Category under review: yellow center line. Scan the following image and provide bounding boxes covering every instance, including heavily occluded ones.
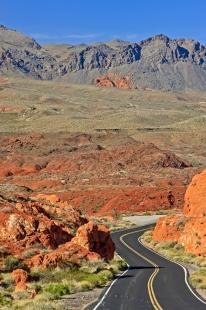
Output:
[120,230,163,310]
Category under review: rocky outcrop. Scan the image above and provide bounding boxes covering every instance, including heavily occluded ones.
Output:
[12,269,29,291]
[0,197,114,269]
[183,169,206,217]
[1,25,206,90]
[0,132,191,216]
[0,201,75,252]
[98,187,186,216]
[29,242,101,269]
[95,74,134,89]
[72,221,115,260]
[153,169,206,255]
[29,222,114,268]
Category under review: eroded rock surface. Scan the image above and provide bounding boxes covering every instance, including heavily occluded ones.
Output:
[153,169,206,255]
[1,25,206,90]
[12,269,29,292]
[0,132,192,216]
[0,197,114,268]
[95,74,134,89]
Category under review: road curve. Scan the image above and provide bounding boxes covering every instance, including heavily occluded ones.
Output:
[92,225,206,310]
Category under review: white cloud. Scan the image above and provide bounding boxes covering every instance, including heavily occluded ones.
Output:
[30,33,59,40]
[30,33,102,41]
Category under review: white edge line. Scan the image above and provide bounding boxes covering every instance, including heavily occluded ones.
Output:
[92,254,130,310]
[138,237,206,305]
[93,227,149,310]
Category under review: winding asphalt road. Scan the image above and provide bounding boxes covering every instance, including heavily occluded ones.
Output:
[92,225,206,310]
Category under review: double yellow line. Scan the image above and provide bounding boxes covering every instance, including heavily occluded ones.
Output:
[120,229,163,310]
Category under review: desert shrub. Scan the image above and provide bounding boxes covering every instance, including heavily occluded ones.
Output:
[142,230,153,243]
[45,283,70,299]
[0,292,12,307]
[173,243,184,251]
[22,248,39,259]
[3,256,26,272]
[70,227,77,236]
[96,270,113,285]
[108,257,127,274]
[77,280,94,291]
[12,299,58,310]
[80,259,106,273]
[155,241,177,251]
[189,268,206,289]
[175,217,187,229]
[192,256,206,267]
[0,246,9,258]
[13,290,30,300]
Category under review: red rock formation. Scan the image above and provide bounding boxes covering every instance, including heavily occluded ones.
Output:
[183,169,206,217]
[28,221,114,268]
[0,197,114,268]
[29,242,101,269]
[95,74,134,89]
[72,221,115,260]
[0,200,83,254]
[0,132,191,219]
[153,215,186,242]
[98,187,185,216]
[153,169,206,255]
[12,269,29,291]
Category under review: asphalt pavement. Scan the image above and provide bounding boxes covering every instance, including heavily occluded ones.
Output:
[91,225,206,310]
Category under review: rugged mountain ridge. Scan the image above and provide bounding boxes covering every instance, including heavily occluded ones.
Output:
[0,25,206,90]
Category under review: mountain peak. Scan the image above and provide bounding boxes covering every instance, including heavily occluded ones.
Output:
[0,25,206,91]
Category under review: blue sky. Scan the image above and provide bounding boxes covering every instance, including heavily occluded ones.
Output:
[1,0,206,45]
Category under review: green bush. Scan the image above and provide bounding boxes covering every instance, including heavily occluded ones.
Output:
[78,280,94,291]
[45,283,70,299]
[97,270,113,286]
[3,256,26,272]
[189,268,206,289]
[0,292,12,307]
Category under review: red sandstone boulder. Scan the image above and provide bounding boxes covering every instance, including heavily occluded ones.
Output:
[153,169,206,255]
[12,269,29,291]
[28,221,115,268]
[72,221,115,261]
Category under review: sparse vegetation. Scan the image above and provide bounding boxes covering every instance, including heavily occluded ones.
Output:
[3,256,26,272]
[0,292,13,307]
[0,78,206,170]
[0,255,126,309]
[142,230,198,264]
[189,268,206,289]
[142,230,206,294]
[91,216,135,231]
[45,283,71,299]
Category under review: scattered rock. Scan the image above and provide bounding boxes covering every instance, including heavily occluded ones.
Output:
[72,221,115,261]
[12,269,29,291]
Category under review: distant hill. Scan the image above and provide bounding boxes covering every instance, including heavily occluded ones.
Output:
[0,25,206,90]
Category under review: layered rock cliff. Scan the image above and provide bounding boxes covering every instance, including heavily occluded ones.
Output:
[1,25,206,90]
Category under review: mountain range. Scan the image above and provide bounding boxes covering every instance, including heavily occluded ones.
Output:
[1,24,206,90]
